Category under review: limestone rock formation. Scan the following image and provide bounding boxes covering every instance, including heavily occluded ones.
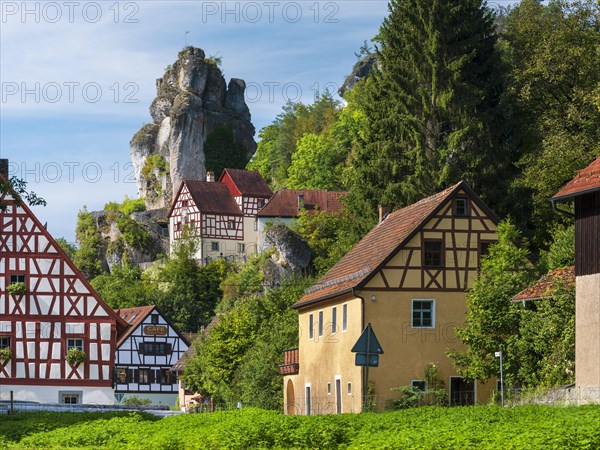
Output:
[266,224,313,273]
[131,47,256,210]
[339,53,377,97]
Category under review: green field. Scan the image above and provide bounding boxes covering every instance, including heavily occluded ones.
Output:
[1,405,599,449]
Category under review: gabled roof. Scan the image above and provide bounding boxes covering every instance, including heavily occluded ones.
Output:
[168,180,243,217]
[257,189,346,218]
[294,181,497,308]
[512,266,575,302]
[552,157,600,201]
[220,168,273,198]
[115,305,191,347]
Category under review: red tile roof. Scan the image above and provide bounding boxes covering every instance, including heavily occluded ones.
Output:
[116,305,156,346]
[184,180,243,215]
[553,157,600,201]
[294,181,492,308]
[512,266,575,302]
[257,189,346,218]
[221,168,273,198]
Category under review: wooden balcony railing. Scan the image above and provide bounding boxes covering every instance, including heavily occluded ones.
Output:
[278,347,299,375]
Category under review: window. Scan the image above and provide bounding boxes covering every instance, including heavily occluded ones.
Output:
[331,307,337,334]
[347,382,352,395]
[0,336,10,350]
[412,380,427,392]
[412,299,434,328]
[342,304,348,332]
[327,382,331,395]
[454,197,469,216]
[176,222,182,231]
[423,240,443,267]
[318,311,324,337]
[67,338,83,351]
[140,342,172,356]
[138,368,151,384]
[254,219,258,231]
[308,314,314,340]
[151,314,159,325]
[228,220,235,230]
[238,243,245,253]
[305,386,312,416]
[10,274,25,284]
[480,241,495,259]
[157,368,176,385]
[258,198,265,209]
[181,200,188,208]
[60,393,81,404]
[116,367,128,383]
[211,242,219,252]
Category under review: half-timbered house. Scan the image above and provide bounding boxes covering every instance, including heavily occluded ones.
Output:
[256,189,346,251]
[113,305,190,406]
[168,169,272,263]
[280,181,499,414]
[550,156,600,401]
[0,159,127,405]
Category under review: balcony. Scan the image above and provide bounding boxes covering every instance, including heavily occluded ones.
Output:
[278,348,299,375]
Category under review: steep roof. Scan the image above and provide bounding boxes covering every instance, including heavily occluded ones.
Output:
[257,189,346,218]
[552,157,600,201]
[220,168,273,198]
[116,305,191,347]
[183,180,242,216]
[512,266,575,302]
[294,181,496,308]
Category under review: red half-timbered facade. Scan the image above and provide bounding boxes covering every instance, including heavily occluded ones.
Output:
[0,164,126,405]
[168,169,273,263]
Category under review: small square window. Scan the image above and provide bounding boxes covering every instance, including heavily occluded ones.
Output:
[258,198,265,208]
[228,220,235,230]
[176,222,182,231]
[412,300,434,328]
[454,198,469,216]
[61,394,80,404]
[67,338,83,351]
[0,336,10,349]
[151,314,159,325]
[238,243,245,253]
[423,240,443,267]
[10,274,25,284]
[181,201,188,208]
[412,380,427,392]
[211,242,219,252]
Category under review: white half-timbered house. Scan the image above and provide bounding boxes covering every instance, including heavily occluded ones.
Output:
[169,169,272,263]
[0,160,127,405]
[113,305,190,406]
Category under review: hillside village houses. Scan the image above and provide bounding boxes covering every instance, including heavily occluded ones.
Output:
[280,181,500,414]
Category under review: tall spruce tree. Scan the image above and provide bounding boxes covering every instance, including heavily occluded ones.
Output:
[346,0,508,228]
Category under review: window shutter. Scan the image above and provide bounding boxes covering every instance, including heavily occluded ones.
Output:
[127,369,133,383]
[149,369,156,384]
[166,343,173,354]
[134,369,139,383]
[138,343,145,354]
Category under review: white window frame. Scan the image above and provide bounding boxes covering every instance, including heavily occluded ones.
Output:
[318,310,324,337]
[331,306,337,334]
[66,338,83,351]
[238,243,245,253]
[308,314,314,340]
[411,299,435,328]
[342,303,348,332]
[335,375,343,414]
[211,241,219,252]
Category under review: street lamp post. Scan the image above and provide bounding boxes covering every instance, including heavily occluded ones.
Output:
[495,351,504,406]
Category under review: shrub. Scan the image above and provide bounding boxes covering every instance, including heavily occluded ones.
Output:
[0,348,12,362]
[122,396,152,407]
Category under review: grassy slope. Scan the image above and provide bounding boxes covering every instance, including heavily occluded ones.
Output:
[1,406,599,449]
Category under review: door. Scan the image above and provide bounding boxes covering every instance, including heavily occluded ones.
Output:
[335,379,342,414]
[286,379,296,415]
[450,377,475,406]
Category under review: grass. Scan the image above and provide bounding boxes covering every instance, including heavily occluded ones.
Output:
[1,405,599,449]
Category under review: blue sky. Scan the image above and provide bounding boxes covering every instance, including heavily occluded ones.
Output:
[1,0,517,242]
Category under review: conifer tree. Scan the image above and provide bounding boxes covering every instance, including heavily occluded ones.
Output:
[346,0,508,226]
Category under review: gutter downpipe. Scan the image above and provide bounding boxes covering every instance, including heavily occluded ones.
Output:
[352,287,367,412]
[550,198,575,218]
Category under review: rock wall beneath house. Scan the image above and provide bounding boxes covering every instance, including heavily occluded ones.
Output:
[130,47,257,210]
[263,224,314,288]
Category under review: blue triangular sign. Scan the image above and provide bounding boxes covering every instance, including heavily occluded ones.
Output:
[351,323,383,354]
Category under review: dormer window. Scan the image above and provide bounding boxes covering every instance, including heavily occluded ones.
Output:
[454,197,469,216]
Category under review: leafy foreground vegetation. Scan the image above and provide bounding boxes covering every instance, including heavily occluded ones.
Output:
[2,406,599,449]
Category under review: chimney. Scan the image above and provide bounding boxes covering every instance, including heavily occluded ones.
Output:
[378,205,391,223]
[0,159,8,179]
[206,171,215,182]
[297,193,305,210]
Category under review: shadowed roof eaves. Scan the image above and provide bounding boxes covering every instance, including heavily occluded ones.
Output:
[512,266,575,302]
[552,157,600,201]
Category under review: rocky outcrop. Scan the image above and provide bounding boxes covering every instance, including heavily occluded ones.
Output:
[266,224,313,273]
[339,53,377,97]
[131,47,256,210]
[89,208,169,272]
